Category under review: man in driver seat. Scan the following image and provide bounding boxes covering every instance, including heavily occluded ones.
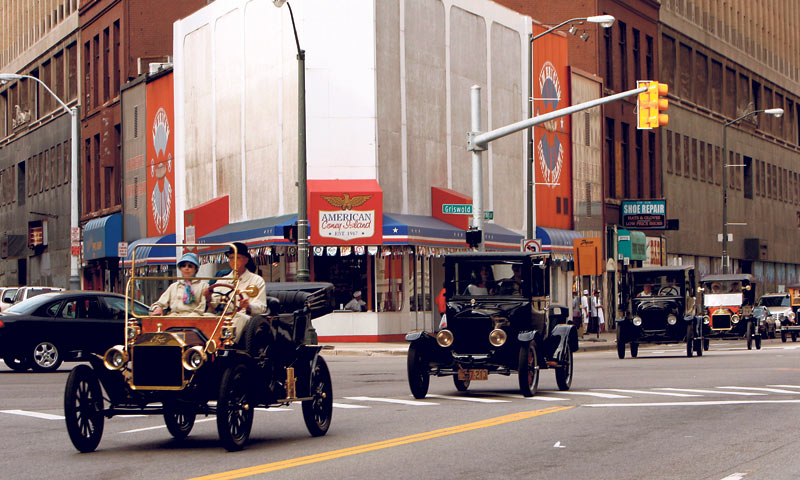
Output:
[498,264,523,294]
[203,242,267,342]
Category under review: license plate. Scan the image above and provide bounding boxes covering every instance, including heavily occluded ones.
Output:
[458,369,488,381]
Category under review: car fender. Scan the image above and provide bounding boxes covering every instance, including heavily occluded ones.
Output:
[551,324,579,357]
[405,331,429,342]
[517,331,537,343]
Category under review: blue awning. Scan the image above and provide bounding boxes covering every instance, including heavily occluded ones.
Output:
[383,213,521,250]
[536,226,582,252]
[124,233,176,266]
[198,214,297,254]
[83,213,122,260]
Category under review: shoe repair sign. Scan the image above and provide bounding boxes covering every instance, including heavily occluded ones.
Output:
[621,199,666,229]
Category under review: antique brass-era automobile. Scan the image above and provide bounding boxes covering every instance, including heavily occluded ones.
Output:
[405,252,578,398]
[775,284,800,342]
[698,274,760,349]
[616,265,703,358]
[63,244,335,452]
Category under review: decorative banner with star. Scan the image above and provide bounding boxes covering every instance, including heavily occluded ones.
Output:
[533,25,572,230]
[308,179,383,245]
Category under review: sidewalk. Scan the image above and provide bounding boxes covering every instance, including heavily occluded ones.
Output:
[324,330,617,357]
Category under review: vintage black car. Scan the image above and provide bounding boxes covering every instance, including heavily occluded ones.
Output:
[616,265,703,358]
[0,291,150,372]
[699,274,760,349]
[63,256,336,453]
[406,252,578,398]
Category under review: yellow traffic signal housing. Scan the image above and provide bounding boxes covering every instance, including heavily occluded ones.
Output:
[647,82,669,128]
[637,81,669,129]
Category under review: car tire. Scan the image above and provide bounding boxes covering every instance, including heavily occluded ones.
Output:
[64,364,104,453]
[302,356,333,437]
[616,326,626,359]
[164,402,196,440]
[755,334,762,350]
[216,364,254,451]
[781,330,787,342]
[555,343,573,391]
[686,325,694,358]
[518,342,539,397]
[3,354,30,372]
[31,340,62,372]
[793,332,798,343]
[703,338,710,351]
[630,342,639,358]
[407,343,430,399]
[241,317,271,358]
[746,323,753,350]
[453,375,470,392]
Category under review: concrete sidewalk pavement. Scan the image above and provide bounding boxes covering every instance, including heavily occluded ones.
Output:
[323,330,617,357]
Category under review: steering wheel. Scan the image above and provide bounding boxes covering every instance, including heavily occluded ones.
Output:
[658,286,679,297]
[208,283,241,313]
[498,280,520,295]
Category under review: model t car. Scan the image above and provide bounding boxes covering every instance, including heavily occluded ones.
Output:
[616,265,703,358]
[405,252,578,398]
[775,284,800,342]
[63,244,335,452]
[698,274,760,349]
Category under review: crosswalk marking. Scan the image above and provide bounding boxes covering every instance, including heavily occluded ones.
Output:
[595,389,701,397]
[493,393,568,401]
[655,388,766,396]
[427,394,511,403]
[585,399,800,408]
[767,384,800,389]
[0,409,64,420]
[332,403,370,409]
[344,396,438,406]
[718,386,800,394]
[719,473,747,480]
[557,391,631,399]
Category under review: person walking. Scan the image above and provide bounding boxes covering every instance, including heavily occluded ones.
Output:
[572,291,582,333]
[580,289,590,337]
[590,290,603,337]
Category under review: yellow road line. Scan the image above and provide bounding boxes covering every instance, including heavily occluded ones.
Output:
[189,405,573,480]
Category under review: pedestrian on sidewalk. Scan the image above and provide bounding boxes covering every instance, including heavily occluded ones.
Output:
[591,290,604,336]
[572,291,582,336]
[580,290,590,336]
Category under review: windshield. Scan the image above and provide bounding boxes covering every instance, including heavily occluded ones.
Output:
[3,293,61,313]
[757,295,790,307]
[632,272,684,297]
[701,280,744,294]
[450,260,527,297]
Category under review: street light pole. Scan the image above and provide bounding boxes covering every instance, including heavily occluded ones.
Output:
[526,15,615,241]
[721,107,783,274]
[273,0,309,281]
[0,73,80,290]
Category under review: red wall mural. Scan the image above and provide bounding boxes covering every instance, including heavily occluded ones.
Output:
[533,26,572,230]
[145,73,176,237]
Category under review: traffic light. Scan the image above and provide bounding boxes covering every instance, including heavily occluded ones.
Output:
[465,229,482,248]
[637,81,669,129]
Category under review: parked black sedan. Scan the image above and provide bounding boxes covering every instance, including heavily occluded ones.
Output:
[0,291,150,372]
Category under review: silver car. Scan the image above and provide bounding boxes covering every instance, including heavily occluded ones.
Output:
[756,293,793,339]
[0,287,19,311]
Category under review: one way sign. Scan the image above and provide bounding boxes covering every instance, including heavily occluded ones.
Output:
[522,239,541,253]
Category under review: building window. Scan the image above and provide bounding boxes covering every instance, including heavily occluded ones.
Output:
[41,60,52,114]
[83,41,91,108]
[606,117,615,198]
[694,52,708,107]
[92,34,100,109]
[666,130,673,174]
[755,159,761,196]
[622,122,630,198]
[54,50,64,102]
[683,135,690,178]
[699,141,705,182]
[618,21,628,91]
[63,139,71,185]
[66,42,77,101]
[313,256,371,311]
[649,131,657,197]
[632,28,640,81]
[103,27,110,103]
[113,20,121,97]
[563,197,569,215]
[17,162,25,205]
[556,196,561,214]
[715,146,721,185]
[584,112,590,146]
[604,23,613,90]
[635,129,643,196]
[707,143,713,184]
[744,156,753,199]
[645,35,654,79]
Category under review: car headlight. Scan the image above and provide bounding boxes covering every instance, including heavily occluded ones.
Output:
[667,314,677,325]
[103,345,128,370]
[488,328,507,347]
[731,314,740,324]
[126,321,141,340]
[436,329,454,347]
[182,346,206,371]
[632,316,642,327]
[703,315,710,325]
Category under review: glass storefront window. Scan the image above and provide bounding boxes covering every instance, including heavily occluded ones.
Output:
[313,255,370,310]
[377,253,403,312]
[410,253,431,312]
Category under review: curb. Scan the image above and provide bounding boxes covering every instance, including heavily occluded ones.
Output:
[325,338,617,357]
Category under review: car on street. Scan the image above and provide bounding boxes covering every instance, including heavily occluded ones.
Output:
[11,286,64,305]
[0,287,19,311]
[776,285,800,342]
[405,252,578,398]
[0,291,149,372]
[699,274,760,349]
[755,293,791,339]
[616,265,703,358]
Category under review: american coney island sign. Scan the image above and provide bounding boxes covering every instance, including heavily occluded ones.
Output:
[319,194,375,241]
[308,180,383,245]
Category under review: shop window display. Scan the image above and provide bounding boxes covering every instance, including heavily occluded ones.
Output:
[377,254,403,312]
[313,255,370,310]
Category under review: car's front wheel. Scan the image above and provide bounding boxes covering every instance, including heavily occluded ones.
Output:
[64,365,104,453]
[630,342,639,358]
[216,364,254,451]
[781,330,787,342]
[3,354,30,372]
[616,326,626,359]
[518,342,539,397]
[453,375,470,392]
[31,340,62,372]
[555,343,573,391]
[686,325,694,358]
[407,343,430,399]
[302,356,333,437]
[164,401,196,440]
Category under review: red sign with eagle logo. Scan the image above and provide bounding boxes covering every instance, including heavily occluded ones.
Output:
[308,179,383,245]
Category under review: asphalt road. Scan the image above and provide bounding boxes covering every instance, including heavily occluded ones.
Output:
[3,338,800,480]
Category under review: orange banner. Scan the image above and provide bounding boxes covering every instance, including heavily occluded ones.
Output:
[145,73,176,237]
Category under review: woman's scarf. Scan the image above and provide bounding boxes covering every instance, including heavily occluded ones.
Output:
[182,280,195,305]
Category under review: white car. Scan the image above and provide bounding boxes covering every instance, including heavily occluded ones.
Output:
[11,286,65,306]
[0,287,19,311]
[756,293,793,338]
